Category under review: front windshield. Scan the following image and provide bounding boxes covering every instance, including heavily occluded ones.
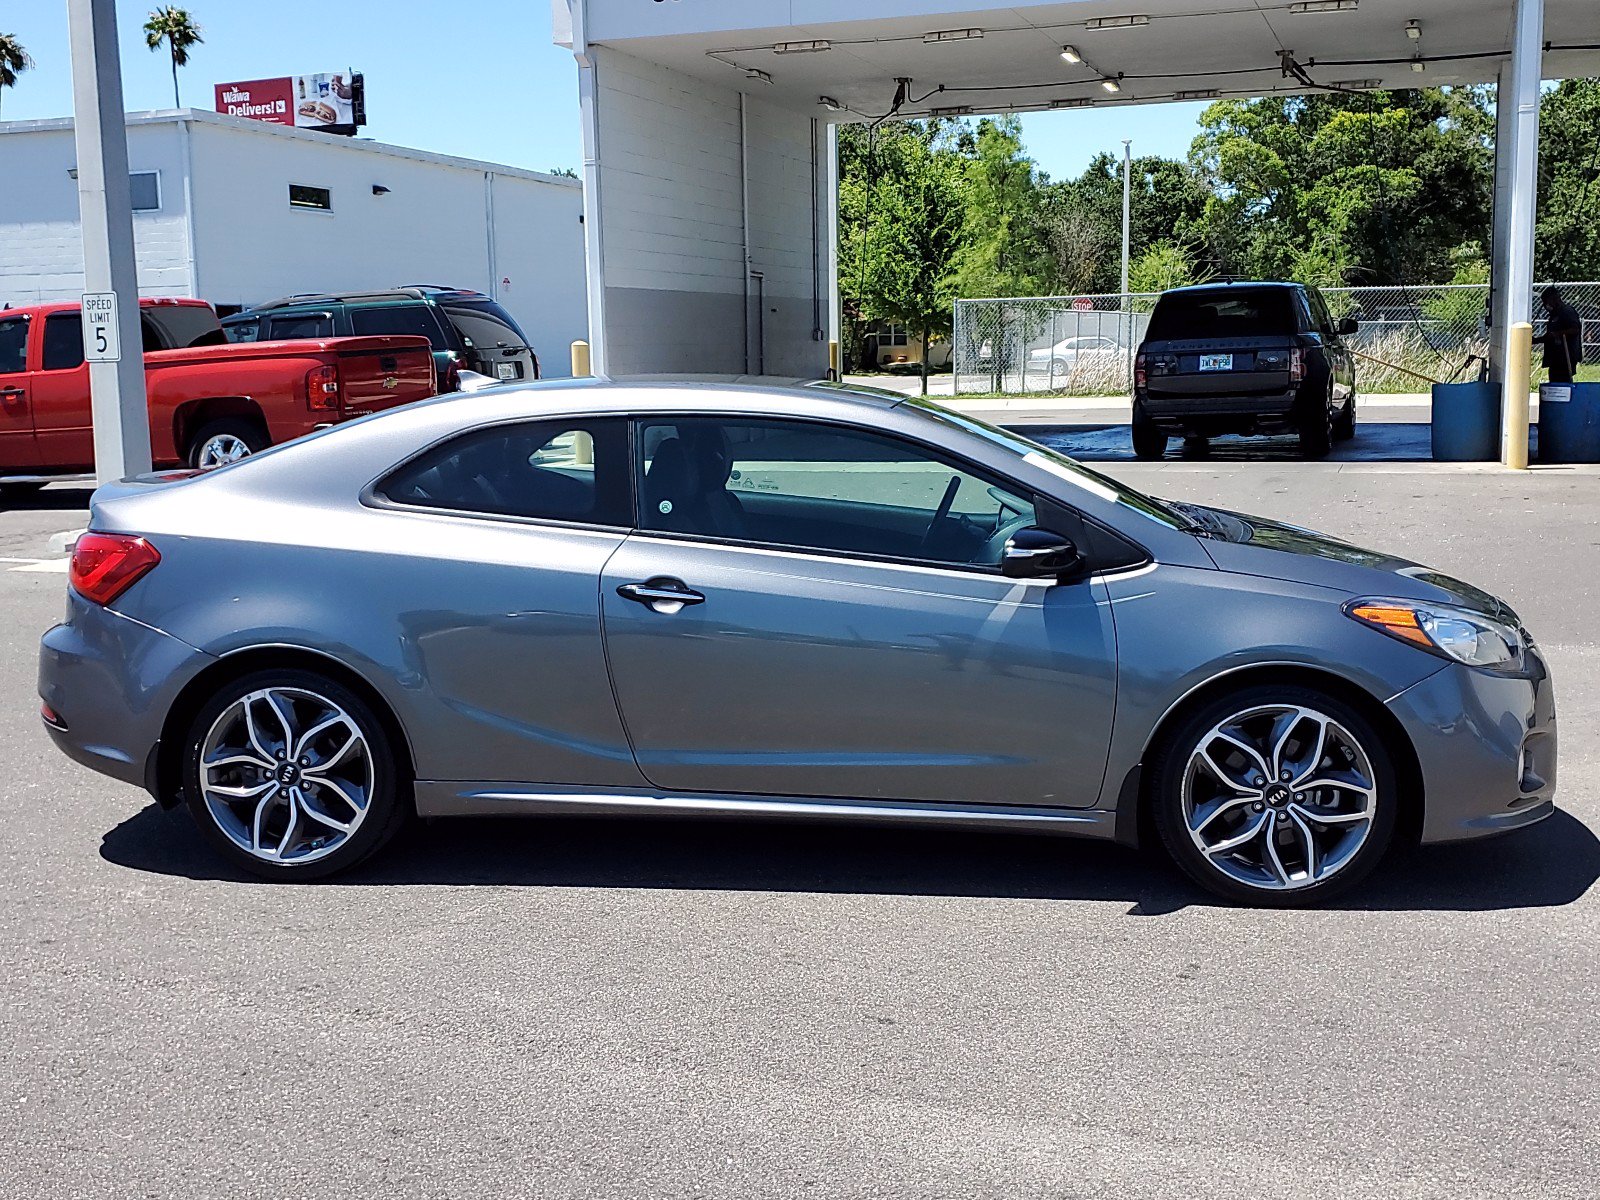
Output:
[901,397,1190,530]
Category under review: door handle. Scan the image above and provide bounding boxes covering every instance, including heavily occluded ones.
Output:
[0,387,24,401]
[617,578,705,612]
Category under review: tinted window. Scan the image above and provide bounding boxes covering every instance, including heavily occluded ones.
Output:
[224,319,261,344]
[267,313,335,340]
[440,299,530,350]
[42,314,85,371]
[143,303,226,349]
[1146,289,1297,339]
[382,419,629,526]
[349,305,449,350]
[289,184,332,210]
[0,318,27,374]
[638,418,1035,569]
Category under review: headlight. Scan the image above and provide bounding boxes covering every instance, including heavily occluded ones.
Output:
[1345,598,1521,668]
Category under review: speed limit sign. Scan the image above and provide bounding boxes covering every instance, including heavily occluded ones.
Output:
[82,292,121,362]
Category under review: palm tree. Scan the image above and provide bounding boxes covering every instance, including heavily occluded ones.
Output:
[0,33,34,121]
[143,7,203,109]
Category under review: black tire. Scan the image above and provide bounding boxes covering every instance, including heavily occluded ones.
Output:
[1149,683,1398,907]
[1297,387,1334,458]
[180,668,409,881]
[1131,402,1169,460]
[187,418,269,469]
[1332,391,1356,442]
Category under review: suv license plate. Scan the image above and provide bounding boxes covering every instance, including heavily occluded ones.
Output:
[496,362,519,380]
[1199,354,1233,372]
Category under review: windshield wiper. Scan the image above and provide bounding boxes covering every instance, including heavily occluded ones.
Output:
[1164,500,1223,538]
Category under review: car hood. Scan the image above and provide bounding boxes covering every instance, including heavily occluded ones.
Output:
[1180,503,1515,622]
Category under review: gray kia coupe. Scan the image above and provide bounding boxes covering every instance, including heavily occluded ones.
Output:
[39,380,1556,905]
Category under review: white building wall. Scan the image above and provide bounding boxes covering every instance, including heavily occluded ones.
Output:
[0,118,194,305]
[592,47,827,377]
[0,112,588,375]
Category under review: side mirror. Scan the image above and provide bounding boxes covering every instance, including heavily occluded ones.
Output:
[1002,527,1082,579]
[1337,317,1359,335]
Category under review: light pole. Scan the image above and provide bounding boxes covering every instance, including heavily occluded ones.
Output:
[1120,139,1132,299]
[68,0,151,485]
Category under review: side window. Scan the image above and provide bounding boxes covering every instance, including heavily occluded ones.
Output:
[42,314,86,371]
[0,318,31,374]
[267,313,335,340]
[349,305,450,351]
[380,418,630,526]
[637,418,1035,569]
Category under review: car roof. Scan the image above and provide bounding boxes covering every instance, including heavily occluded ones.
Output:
[1158,280,1305,297]
[239,287,491,314]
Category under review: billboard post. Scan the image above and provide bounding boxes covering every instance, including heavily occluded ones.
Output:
[67,0,152,486]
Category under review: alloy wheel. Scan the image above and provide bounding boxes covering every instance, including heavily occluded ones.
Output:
[197,433,253,468]
[198,687,375,866]
[1181,703,1377,893]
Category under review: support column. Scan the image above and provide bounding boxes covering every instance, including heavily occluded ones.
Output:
[67,0,151,484]
[825,122,841,379]
[570,0,609,377]
[1496,0,1544,466]
[1488,61,1516,380]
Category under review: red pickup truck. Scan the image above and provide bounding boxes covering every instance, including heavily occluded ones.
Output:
[0,298,435,488]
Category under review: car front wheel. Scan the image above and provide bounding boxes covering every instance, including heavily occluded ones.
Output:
[1150,684,1398,906]
[180,669,407,880]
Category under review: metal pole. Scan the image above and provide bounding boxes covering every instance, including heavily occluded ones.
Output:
[68,0,152,485]
[1498,0,1543,467]
[570,0,608,376]
[1487,61,1516,380]
[1120,139,1132,299]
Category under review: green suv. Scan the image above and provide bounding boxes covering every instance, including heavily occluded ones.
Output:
[221,286,540,391]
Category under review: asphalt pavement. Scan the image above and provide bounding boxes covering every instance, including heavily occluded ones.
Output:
[1,453,1596,1199]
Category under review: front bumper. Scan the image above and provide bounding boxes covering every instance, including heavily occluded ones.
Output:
[38,593,215,795]
[1386,643,1557,843]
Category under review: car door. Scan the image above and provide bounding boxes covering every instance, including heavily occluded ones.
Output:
[600,415,1119,808]
[0,313,41,471]
[29,310,94,471]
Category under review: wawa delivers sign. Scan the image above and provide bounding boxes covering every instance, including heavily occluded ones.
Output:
[214,73,365,133]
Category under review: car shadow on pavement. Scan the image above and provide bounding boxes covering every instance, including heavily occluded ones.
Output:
[99,803,1599,914]
[1,486,94,513]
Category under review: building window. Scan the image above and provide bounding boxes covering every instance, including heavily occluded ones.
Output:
[882,323,909,346]
[289,184,332,211]
[129,171,161,212]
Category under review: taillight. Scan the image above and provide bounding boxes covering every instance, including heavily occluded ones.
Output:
[1289,348,1306,383]
[69,533,160,606]
[306,363,342,411]
[1134,352,1147,390]
[443,358,461,393]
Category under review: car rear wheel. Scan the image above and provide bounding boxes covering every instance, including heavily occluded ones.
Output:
[1150,684,1398,906]
[1332,392,1356,442]
[188,419,268,469]
[180,669,408,880]
[1298,388,1334,458]
[1131,402,1168,460]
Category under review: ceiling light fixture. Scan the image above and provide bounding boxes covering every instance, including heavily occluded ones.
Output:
[1086,15,1150,30]
[1050,98,1094,109]
[1410,56,1426,72]
[773,39,830,54]
[818,96,845,111]
[1101,76,1123,93]
[1174,88,1220,100]
[1331,78,1383,89]
[1405,19,1422,40]
[929,104,973,116]
[1060,45,1082,63]
[924,28,984,42]
[1288,0,1358,11]
[744,67,774,84]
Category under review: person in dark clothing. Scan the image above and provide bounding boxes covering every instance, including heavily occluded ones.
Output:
[1533,286,1584,384]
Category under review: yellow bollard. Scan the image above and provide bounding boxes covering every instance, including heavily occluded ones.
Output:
[1502,322,1532,469]
[570,340,591,379]
[829,340,839,382]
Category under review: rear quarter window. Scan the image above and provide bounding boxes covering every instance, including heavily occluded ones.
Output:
[267,313,335,340]
[223,319,261,344]
[349,304,450,350]
[1146,290,1298,340]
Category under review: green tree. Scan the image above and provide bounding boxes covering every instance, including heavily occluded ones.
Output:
[0,32,33,120]
[1535,78,1600,279]
[144,7,203,108]
[1128,240,1210,294]
[952,116,1051,298]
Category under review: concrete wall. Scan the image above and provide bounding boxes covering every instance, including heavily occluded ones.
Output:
[592,47,827,377]
[1,112,588,375]
[0,118,194,305]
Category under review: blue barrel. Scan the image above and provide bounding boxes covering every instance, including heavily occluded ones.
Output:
[1432,382,1501,461]
[1538,382,1600,463]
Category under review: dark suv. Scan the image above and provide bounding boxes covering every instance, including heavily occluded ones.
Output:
[1132,281,1357,459]
[221,286,540,392]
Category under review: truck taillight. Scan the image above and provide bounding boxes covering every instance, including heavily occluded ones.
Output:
[306,363,342,411]
[70,533,160,606]
[1289,348,1306,383]
[1134,352,1147,390]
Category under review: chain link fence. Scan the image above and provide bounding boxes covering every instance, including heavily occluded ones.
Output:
[952,283,1600,397]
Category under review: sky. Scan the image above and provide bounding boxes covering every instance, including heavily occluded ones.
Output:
[0,1,1206,180]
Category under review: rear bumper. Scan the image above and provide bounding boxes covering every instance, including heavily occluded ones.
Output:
[38,594,215,795]
[1387,648,1557,844]
[1139,386,1302,430]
